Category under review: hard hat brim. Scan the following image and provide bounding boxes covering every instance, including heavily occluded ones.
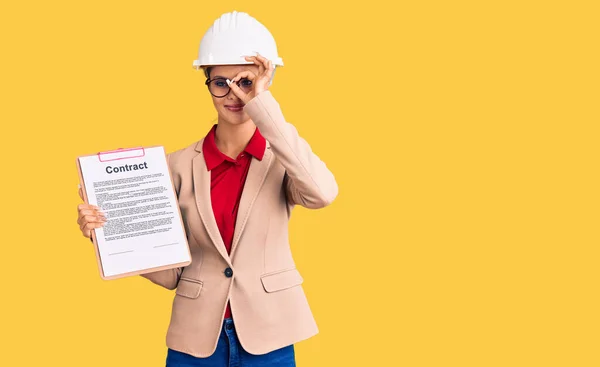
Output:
[192,57,284,70]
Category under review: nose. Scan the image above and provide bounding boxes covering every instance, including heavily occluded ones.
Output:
[226,88,242,102]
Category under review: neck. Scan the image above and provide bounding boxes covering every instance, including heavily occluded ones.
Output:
[214,119,256,159]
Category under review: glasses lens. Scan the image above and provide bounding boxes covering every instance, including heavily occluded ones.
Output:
[238,78,253,92]
[208,78,229,97]
[207,78,253,97]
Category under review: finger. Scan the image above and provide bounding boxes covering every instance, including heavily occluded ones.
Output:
[78,208,105,222]
[78,208,103,217]
[82,222,105,238]
[78,213,107,226]
[244,56,265,75]
[254,53,271,72]
[78,185,84,200]
[80,217,97,232]
[78,203,101,211]
[251,54,273,85]
[227,79,249,102]
[79,211,107,225]
[81,221,105,236]
[230,70,257,83]
[81,219,106,231]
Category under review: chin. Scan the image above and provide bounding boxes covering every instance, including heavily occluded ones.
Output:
[221,111,251,125]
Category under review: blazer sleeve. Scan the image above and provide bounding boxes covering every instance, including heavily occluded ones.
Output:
[243,91,339,209]
[139,152,184,290]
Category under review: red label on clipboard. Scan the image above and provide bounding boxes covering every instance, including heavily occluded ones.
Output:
[97,147,146,162]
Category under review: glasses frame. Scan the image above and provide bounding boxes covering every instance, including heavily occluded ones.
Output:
[204,77,252,98]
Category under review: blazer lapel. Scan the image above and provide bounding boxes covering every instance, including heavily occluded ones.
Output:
[230,143,273,258]
[192,141,231,265]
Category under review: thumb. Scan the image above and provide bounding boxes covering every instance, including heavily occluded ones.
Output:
[227,79,249,103]
[78,184,84,201]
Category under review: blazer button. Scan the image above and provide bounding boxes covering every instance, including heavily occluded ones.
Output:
[224,267,233,278]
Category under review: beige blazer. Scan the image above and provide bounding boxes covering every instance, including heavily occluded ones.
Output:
[141,91,338,357]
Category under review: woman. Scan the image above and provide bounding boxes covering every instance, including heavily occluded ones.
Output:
[76,11,338,367]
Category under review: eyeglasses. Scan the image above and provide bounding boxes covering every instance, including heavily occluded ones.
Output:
[205,77,253,98]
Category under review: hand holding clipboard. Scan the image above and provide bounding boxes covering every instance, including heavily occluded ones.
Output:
[76,146,191,280]
[77,184,106,243]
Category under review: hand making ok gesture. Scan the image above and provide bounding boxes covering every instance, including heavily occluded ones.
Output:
[227,53,275,104]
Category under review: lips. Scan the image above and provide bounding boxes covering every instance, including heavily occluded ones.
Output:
[225,104,244,112]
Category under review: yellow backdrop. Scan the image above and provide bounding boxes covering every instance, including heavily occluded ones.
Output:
[0,1,598,366]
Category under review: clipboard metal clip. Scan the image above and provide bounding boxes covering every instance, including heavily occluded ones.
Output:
[97,147,146,162]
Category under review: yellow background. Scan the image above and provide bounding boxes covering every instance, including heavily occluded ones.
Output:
[1,1,598,366]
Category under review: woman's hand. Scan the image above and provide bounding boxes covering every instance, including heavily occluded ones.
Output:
[227,53,275,104]
[77,185,106,240]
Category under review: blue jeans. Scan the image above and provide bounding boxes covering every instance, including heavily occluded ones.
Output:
[166,318,296,367]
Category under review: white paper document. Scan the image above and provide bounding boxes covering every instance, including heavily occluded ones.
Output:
[78,146,190,278]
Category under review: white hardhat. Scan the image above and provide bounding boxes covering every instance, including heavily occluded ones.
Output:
[193,11,283,69]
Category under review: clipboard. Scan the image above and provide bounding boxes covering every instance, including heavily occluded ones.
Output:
[76,146,191,280]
